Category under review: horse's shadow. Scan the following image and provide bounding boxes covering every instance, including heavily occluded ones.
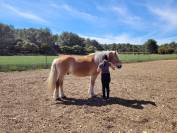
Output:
[56,96,156,109]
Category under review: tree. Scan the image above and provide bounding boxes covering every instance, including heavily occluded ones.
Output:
[40,43,52,54]
[83,38,103,51]
[58,32,84,47]
[0,23,16,55]
[85,45,95,53]
[72,45,86,54]
[90,40,103,50]
[59,45,73,54]
[144,39,158,54]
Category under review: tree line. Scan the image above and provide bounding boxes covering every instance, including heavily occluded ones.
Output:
[0,23,177,55]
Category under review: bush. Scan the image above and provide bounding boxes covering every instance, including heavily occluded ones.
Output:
[174,49,177,54]
[72,45,86,54]
[158,47,166,54]
[59,45,73,54]
[59,45,87,55]
[158,46,175,54]
[85,46,95,53]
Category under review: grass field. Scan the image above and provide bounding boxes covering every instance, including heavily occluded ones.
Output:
[0,56,57,65]
[0,54,176,71]
[119,54,177,63]
[0,56,58,71]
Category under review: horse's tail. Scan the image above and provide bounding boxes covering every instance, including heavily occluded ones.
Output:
[48,59,58,94]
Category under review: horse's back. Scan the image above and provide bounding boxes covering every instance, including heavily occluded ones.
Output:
[56,54,94,63]
[54,54,97,76]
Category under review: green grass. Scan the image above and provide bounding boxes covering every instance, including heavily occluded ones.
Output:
[119,54,177,63]
[0,54,176,71]
[0,56,57,65]
[0,56,58,71]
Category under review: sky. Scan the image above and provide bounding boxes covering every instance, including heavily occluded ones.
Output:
[0,0,177,44]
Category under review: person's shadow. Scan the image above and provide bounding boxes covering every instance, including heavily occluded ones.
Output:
[56,96,156,109]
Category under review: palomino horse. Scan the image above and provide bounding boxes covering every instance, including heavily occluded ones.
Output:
[48,51,122,100]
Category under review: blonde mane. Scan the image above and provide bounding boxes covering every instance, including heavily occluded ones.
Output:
[94,51,113,65]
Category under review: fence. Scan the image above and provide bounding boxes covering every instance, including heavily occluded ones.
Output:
[0,54,177,72]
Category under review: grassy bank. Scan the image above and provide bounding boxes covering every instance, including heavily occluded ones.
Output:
[0,54,176,71]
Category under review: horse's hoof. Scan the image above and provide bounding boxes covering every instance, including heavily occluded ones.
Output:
[55,97,61,101]
[89,95,96,98]
[92,95,97,98]
[61,96,67,99]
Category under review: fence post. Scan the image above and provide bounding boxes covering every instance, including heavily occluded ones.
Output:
[45,55,48,68]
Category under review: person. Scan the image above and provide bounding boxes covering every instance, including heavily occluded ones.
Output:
[97,54,115,100]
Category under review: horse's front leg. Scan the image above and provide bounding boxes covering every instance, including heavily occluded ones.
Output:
[88,75,98,98]
[54,77,66,100]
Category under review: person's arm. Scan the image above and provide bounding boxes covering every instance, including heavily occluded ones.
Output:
[97,63,102,72]
[109,62,115,70]
[97,66,101,72]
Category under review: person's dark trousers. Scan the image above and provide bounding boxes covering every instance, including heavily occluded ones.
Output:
[101,73,111,99]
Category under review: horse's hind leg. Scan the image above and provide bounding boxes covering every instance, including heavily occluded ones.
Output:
[53,80,60,100]
[59,78,66,98]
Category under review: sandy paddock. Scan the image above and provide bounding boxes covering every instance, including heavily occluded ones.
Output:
[0,60,177,133]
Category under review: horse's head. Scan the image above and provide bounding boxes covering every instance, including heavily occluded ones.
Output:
[108,51,122,69]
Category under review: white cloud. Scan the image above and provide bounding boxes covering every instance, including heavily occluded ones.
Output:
[144,1,177,32]
[3,3,47,23]
[81,33,177,45]
[112,6,141,23]
[97,4,143,29]
[60,4,98,22]
[157,36,177,44]
[50,3,60,9]
[80,34,143,44]
[149,7,177,27]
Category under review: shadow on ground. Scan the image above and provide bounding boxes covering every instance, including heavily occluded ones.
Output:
[55,96,156,109]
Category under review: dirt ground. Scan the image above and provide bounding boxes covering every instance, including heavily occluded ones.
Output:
[1,60,177,133]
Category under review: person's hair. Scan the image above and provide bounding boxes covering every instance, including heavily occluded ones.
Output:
[103,54,108,60]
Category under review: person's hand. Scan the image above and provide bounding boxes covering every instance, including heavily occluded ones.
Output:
[97,67,101,72]
[110,63,115,70]
[111,66,115,70]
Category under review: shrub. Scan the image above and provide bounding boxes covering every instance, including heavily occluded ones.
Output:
[158,46,175,54]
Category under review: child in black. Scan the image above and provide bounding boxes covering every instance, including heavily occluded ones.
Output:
[97,55,115,99]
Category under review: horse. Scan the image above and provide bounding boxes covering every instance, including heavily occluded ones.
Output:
[48,51,122,100]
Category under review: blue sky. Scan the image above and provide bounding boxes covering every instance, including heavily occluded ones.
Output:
[0,0,177,44]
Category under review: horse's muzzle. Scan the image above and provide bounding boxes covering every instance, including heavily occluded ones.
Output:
[117,64,122,69]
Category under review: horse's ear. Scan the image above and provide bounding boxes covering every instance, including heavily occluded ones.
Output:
[114,50,117,55]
